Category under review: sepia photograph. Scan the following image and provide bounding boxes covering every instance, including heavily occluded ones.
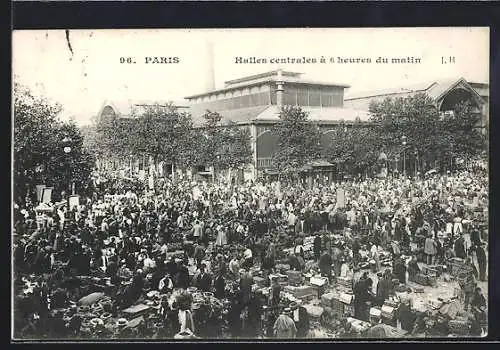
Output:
[12,27,489,340]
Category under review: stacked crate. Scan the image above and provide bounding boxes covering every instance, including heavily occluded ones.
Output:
[369,307,382,325]
[336,276,353,293]
[381,304,397,326]
[324,293,355,318]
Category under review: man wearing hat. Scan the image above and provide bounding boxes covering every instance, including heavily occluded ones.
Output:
[273,307,297,338]
[194,263,212,292]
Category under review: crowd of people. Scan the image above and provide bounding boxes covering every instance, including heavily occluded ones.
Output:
[13,165,488,339]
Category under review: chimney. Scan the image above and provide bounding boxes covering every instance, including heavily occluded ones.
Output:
[276,69,284,107]
[205,41,215,92]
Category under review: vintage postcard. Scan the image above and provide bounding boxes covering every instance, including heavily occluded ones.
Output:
[12,28,489,340]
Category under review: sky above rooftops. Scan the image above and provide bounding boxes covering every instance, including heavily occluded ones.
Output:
[13,28,488,126]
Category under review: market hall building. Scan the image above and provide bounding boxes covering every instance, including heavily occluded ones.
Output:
[184,70,371,181]
[343,78,489,133]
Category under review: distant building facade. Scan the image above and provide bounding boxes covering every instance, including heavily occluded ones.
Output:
[94,73,487,181]
[344,78,489,132]
[184,70,371,180]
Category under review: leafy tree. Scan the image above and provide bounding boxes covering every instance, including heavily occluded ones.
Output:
[196,110,223,171]
[13,82,95,203]
[195,111,252,179]
[327,126,383,175]
[130,103,194,168]
[443,100,487,159]
[93,112,135,162]
[369,92,487,172]
[221,126,253,170]
[271,105,322,175]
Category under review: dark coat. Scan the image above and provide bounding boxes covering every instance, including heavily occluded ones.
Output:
[319,253,332,277]
[376,278,392,302]
[393,259,407,284]
[454,238,466,259]
[176,266,190,289]
[476,246,487,266]
[295,306,310,338]
[195,272,212,292]
[313,236,322,257]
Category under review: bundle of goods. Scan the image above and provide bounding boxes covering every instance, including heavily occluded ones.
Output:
[346,317,372,333]
[303,304,325,323]
[369,307,382,325]
[448,317,471,336]
[284,285,315,300]
[286,270,303,285]
[410,273,437,287]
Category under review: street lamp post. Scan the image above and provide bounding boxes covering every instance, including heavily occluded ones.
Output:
[414,149,418,178]
[129,154,134,177]
[450,143,454,173]
[62,136,73,196]
[401,135,407,178]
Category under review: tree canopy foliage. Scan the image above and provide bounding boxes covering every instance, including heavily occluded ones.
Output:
[326,126,383,175]
[271,105,322,174]
[88,107,253,174]
[196,111,253,171]
[13,82,95,203]
[369,92,487,171]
